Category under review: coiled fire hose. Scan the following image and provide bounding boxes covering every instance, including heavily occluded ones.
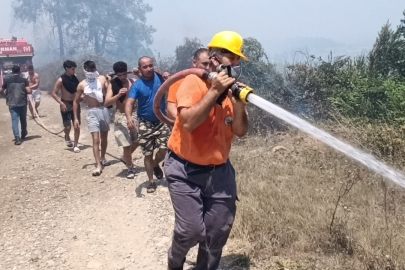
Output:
[153,68,254,126]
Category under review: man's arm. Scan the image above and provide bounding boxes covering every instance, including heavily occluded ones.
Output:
[30,74,40,89]
[52,78,64,105]
[230,93,248,137]
[178,71,235,133]
[167,102,177,120]
[73,84,83,128]
[25,79,32,94]
[125,98,137,129]
[0,84,5,94]
[104,81,127,106]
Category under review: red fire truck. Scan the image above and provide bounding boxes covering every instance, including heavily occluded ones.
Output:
[0,37,34,85]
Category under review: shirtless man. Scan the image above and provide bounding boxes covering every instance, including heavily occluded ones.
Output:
[52,60,81,152]
[27,65,41,118]
[105,61,139,179]
[74,60,110,176]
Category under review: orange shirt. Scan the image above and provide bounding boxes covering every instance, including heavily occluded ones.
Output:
[168,74,235,166]
[167,79,184,103]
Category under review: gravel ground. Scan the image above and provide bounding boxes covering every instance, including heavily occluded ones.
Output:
[0,92,250,270]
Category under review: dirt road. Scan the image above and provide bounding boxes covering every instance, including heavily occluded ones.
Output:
[0,93,243,270]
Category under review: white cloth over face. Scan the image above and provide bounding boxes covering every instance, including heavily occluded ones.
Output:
[84,71,104,103]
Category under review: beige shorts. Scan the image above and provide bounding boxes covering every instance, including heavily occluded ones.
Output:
[114,111,138,147]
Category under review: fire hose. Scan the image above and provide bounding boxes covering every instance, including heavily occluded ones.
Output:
[153,67,254,126]
[27,94,65,135]
[153,68,405,189]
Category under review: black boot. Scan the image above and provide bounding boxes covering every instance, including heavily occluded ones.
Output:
[21,130,28,140]
[15,137,22,145]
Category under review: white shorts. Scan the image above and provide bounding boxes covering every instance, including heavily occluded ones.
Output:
[28,90,41,103]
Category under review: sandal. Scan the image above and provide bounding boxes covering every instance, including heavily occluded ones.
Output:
[153,166,164,179]
[101,160,111,167]
[147,182,157,193]
[92,168,102,177]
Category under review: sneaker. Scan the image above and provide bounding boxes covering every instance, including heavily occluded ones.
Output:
[15,137,22,145]
[73,147,80,153]
[126,168,136,179]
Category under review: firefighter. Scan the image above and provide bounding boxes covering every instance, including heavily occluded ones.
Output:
[164,31,249,270]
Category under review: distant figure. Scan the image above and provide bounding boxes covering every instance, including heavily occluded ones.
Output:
[167,48,210,119]
[105,61,140,179]
[0,65,32,145]
[27,65,41,118]
[51,60,81,152]
[74,60,111,176]
[125,57,170,193]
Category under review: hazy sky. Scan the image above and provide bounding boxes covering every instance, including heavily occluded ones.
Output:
[1,0,404,61]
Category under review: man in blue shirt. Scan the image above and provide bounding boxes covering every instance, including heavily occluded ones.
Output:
[125,56,170,193]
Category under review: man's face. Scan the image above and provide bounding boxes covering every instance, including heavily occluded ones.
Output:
[116,72,127,82]
[220,52,240,67]
[193,52,210,70]
[139,58,154,79]
[28,67,34,75]
[65,67,76,76]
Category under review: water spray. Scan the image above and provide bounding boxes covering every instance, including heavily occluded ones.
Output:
[153,68,405,189]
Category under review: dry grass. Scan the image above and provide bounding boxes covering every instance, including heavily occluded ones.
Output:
[230,129,405,270]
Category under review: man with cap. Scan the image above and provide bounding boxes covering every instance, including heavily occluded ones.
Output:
[164,31,249,270]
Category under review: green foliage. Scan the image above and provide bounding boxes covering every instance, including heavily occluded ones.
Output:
[173,38,204,72]
[369,23,405,78]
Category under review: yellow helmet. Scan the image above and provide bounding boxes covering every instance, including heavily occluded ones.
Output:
[207,31,249,61]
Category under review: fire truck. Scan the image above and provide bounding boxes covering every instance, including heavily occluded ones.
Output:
[0,37,34,85]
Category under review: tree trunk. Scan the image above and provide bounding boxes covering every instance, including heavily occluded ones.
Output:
[55,0,65,56]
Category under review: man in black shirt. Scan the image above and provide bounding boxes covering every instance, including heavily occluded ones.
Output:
[0,65,32,145]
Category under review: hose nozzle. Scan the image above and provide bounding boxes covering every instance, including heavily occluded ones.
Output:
[231,84,254,104]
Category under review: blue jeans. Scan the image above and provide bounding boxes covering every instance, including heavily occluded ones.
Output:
[9,106,27,139]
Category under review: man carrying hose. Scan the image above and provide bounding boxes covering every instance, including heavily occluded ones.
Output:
[105,61,139,179]
[0,65,32,145]
[125,57,170,193]
[52,60,81,152]
[26,65,41,118]
[74,61,111,176]
[164,31,249,270]
[166,48,210,119]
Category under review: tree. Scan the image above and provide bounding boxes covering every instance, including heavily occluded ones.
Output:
[173,38,204,72]
[12,0,155,62]
[369,22,405,78]
[12,0,81,56]
[75,0,155,63]
[240,38,284,98]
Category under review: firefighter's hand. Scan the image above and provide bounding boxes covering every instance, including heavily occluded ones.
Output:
[127,117,136,130]
[210,71,235,95]
[228,89,246,109]
[74,119,80,129]
[118,88,128,96]
[60,103,67,112]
